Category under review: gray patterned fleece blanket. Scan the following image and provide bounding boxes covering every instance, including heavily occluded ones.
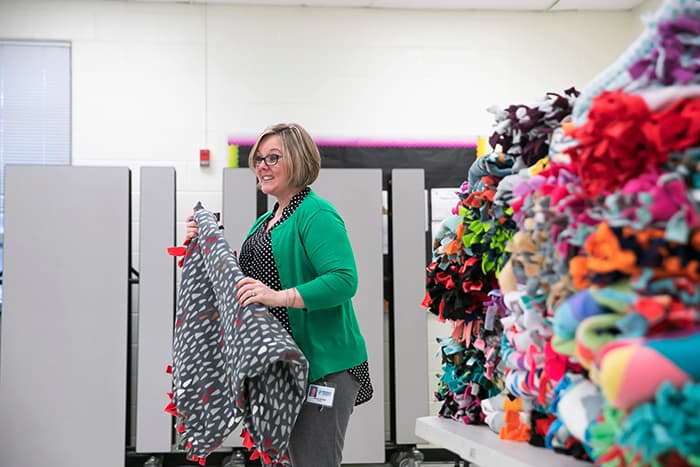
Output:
[165,202,308,465]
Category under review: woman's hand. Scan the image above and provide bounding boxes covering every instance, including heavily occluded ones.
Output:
[236,277,285,308]
[185,215,198,241]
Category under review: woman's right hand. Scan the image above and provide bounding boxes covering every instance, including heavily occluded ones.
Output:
[185,215,199,241]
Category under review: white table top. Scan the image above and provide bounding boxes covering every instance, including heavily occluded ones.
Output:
[415,416,591,467]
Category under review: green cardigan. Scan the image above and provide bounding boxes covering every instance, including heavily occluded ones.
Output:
[245,189,368,382]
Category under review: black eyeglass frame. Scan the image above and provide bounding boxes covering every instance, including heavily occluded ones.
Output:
[253,153,282,167]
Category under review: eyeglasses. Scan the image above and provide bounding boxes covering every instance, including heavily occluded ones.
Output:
[253,153,282,167]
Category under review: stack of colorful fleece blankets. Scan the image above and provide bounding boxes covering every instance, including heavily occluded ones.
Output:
[425,1,700,465]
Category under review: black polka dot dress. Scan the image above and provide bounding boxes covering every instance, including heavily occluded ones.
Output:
[239,187,373,406]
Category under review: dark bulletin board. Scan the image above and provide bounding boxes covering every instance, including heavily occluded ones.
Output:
[238,144,475,191]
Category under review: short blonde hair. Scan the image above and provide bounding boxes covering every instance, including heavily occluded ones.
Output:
[248,123,321,189]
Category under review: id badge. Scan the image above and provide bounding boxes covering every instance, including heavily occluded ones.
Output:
[306,383,336,407]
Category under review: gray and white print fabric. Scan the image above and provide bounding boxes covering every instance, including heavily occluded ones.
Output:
[168,202,308,465]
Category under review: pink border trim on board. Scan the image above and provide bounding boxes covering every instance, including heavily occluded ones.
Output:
[228,137,477,148]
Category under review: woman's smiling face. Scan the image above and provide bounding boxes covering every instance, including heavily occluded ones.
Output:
[255,134,294,200]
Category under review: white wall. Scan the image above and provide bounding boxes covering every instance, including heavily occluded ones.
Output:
[0,1,646,242]
[634,0,663,17]
[0,0,656,449]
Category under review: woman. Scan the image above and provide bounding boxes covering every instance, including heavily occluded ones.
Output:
[186,123,372,466]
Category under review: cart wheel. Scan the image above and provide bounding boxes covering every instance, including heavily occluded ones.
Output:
[389,449,411,467]
[143,456,163,467]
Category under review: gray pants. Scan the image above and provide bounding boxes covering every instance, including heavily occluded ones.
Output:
[270,370,360,467]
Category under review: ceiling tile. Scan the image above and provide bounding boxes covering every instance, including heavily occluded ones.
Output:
[133,0,648,10]
[371,0,554,9]
[550,0,645,10]
[190,0,372,5]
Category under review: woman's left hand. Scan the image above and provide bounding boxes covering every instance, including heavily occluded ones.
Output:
[235,277,279,308]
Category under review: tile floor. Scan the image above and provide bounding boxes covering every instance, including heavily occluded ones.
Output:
[131,451,463,467]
